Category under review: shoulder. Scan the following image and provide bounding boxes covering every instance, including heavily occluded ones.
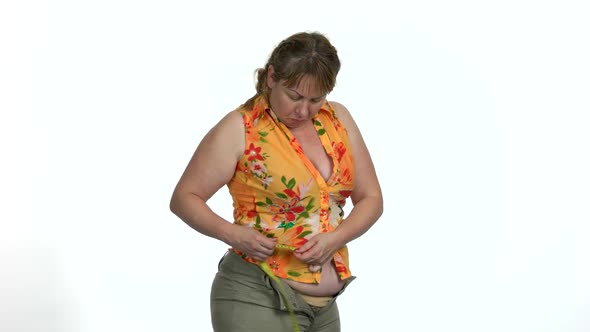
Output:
[209,108,245,139]
[219,107,245,128]
[204,108,245,160]
[326,100,355,130]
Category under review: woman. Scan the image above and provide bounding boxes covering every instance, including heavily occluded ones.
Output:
[170,31,383,332]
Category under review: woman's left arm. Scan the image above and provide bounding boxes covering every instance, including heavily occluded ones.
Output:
[294,101,383,265]
[330,101,384,244]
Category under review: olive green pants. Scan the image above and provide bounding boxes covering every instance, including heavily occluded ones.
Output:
[210,251,354,332]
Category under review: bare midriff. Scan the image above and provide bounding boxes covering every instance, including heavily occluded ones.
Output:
[283,259,346,297]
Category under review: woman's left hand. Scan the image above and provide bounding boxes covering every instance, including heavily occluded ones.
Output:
[293,232,341,271]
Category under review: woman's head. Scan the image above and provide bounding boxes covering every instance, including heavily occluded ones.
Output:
[244,32,341,110]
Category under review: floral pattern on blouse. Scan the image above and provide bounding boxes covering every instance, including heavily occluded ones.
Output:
[228,96,355,283]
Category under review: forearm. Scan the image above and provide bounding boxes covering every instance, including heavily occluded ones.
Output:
[333,195,383,247]
[170,192,235,245]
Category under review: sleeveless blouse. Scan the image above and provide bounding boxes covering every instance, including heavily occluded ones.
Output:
[228,96,355,283]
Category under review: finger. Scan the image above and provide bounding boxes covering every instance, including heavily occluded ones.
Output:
[295,240,315,254]
[253,246,272,260]
[309,264,322,272]
[293,249,316,263]
[260,236,277,249]
[258,243,274,255]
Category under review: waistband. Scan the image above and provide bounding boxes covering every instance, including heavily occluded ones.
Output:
[216,251,355,316]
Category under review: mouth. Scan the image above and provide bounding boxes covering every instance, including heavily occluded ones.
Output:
[291,118,310,123]
[289,119,309,126]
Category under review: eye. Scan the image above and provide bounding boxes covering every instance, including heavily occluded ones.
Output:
[289,93,302,101]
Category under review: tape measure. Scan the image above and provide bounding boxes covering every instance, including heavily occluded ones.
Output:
[260,244,300,332]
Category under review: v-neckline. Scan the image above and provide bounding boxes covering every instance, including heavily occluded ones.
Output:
[266,108,337,187]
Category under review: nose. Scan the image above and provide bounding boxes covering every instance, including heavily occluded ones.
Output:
[295,101,311,119]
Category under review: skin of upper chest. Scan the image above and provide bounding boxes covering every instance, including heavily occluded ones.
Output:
[290,123,334,182]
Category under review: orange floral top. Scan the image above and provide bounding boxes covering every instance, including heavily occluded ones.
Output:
[228,96,355,283]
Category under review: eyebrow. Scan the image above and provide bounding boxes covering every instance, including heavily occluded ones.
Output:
[287,88,325,100]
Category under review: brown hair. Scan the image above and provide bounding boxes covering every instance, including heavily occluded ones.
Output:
[243,32,341,109]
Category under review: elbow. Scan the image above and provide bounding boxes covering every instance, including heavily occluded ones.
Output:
[169,191,181,216]
[169,190,206,217]
[375,194,384,218]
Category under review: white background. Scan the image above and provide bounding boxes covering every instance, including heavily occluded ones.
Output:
[1,0,589,331]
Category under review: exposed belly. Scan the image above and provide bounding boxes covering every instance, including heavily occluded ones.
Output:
[283,259,346,296]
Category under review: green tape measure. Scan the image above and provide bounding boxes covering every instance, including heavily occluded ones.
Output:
[260,244,300,332]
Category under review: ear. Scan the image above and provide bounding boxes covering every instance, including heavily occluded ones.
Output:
[266,65,276,89]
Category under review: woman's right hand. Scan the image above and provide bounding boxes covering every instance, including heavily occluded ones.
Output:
[228,224,277,262]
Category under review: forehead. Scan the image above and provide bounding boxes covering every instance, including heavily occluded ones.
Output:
[285,75,325,97]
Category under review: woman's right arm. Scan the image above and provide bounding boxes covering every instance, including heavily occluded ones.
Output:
[169,110,277,260]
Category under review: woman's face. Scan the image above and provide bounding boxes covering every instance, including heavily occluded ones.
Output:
[267,69,326,129]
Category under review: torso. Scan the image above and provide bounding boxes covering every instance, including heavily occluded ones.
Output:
[230,99,355,291]
[284,260,346,296]
[284,121,346,296]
